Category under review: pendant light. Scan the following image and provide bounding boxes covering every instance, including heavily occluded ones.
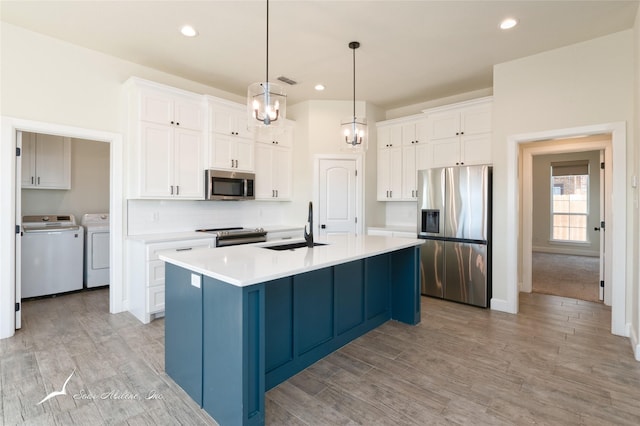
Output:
[247,0,286,128]
[341,41,367,149]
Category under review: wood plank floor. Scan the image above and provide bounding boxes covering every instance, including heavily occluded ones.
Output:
[1,289,639,425]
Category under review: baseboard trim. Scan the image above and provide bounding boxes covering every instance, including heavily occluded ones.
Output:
[532,246,599,257]
[629,323,640,361]
[490,297,516,314]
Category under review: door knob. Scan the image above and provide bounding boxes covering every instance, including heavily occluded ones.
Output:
[321,224,326,229]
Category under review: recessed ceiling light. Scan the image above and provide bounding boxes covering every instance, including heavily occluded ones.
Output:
[314,84,325,91]
[500,18,518,30]
[180,25,198,37]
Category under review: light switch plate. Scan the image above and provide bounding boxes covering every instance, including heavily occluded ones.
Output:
[191,273,201,288]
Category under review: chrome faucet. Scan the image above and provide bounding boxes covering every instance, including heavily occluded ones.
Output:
[304,201,314,247]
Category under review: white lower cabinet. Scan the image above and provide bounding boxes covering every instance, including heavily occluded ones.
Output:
[266,228,304,242]
[367,228,417,238]
[128,237,214,324]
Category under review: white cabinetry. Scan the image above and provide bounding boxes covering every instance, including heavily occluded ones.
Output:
[21,132,71,189]
[128,237,214,324]
[127,78,206,199]
[254,123,293,200]
[425,97,492,167]
[377,115,427,201]
[207,99,254,172]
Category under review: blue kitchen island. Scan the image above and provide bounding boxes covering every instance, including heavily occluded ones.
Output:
[159,235,423,426]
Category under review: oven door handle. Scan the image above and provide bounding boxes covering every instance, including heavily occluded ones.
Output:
[216,236,267,247]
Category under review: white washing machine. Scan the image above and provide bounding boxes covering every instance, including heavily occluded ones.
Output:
[21,215,84,298]
[81,213,110,288]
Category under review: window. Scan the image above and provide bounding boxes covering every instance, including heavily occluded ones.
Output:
[550,161,589,242]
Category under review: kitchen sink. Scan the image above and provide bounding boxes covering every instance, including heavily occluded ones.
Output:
[262,242,327,251]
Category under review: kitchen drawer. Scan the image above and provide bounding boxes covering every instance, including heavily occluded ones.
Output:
[148,284,165,313]
[148,259,165,286]
[147,239,212,260]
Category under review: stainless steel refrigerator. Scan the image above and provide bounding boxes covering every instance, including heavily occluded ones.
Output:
[417,165,492,308]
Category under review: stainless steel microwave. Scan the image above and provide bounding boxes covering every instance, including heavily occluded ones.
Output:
[205,169,255,201]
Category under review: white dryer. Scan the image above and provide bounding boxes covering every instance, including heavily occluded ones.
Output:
[82,213,110,288]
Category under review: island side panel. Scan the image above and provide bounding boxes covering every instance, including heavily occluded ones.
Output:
[335,259,365,335]
[202,277,265,426]
[391,246,421,325]
[264,257,393,390]
[165,264,203,406]
[264,277,294,373]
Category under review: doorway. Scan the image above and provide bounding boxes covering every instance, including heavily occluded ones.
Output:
[0,116,124,340]
[506,122,625,336]
[16,131,111,328]
[528,147,604,303]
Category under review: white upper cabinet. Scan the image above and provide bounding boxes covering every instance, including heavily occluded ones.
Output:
[207,98,254,172]
[21,132,71,190]
[126,77,206,199]
[254,122,294,201]
[377,115,428,201]
[425,97,492,167]
[140,87,204,131]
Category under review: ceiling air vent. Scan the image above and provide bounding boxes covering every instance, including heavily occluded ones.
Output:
[277,76,297,86]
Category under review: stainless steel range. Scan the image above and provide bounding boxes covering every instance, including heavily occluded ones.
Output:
[196,227,267,247]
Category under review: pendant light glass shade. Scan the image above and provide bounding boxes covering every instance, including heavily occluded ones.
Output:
[342,41,366,149]
[341,116,367,146]
[248,0,286,129]
[248,82,286,127]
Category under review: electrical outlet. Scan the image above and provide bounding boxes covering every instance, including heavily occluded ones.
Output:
[191,273,201,288]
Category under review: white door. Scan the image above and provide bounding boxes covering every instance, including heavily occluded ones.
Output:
[598,149,605,301]
[15,131,23,329]
[318,159,357,238]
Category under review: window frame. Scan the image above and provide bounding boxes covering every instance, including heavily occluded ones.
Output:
[549,163,590,244]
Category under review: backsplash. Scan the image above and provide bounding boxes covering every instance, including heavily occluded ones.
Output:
[127,199,296,235]
[385,202,418,228]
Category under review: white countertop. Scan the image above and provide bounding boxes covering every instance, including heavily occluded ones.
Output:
[159,234,424,287]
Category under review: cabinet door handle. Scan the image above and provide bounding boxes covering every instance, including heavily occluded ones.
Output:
[176,186,180,195]
[170,185,174,195]
[276,190,278,197]
[176,247,192,252]
[37,177,40,185]
[176,122,180,126]
[170,121,174,125]
[31,176,34,184]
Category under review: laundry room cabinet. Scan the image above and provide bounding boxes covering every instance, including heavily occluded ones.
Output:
[21,132,71,189]
[207,98,254,172]
[424,97,492,167]
[126,77,206,199]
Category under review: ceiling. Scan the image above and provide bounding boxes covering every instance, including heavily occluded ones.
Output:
[1,1,638,110]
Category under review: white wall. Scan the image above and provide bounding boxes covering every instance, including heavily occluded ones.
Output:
[493,30,635,319]
[288,99,386,230]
